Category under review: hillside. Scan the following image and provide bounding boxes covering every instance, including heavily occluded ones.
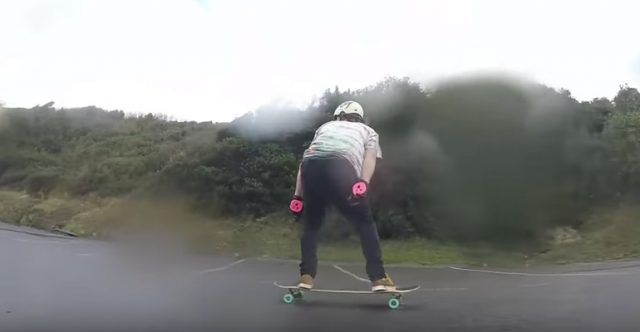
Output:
[2,77,640,264]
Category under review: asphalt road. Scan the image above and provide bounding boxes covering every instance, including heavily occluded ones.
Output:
[2,222,640,332]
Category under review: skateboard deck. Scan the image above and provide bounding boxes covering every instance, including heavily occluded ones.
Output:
[274,281,420,309]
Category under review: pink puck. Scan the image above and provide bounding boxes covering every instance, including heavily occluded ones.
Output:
[290,200,303,213]
[352,182,367,196]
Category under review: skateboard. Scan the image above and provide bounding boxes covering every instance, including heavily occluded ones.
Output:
[274,281,420,309]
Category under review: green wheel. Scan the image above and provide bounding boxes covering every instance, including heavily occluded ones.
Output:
[388,297,400,310]
[283,293,295,304]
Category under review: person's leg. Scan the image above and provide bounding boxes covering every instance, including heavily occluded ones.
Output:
[346,202,386,281]
[298,200,325,279]
[328,159,386,281]
[298,159,327,283]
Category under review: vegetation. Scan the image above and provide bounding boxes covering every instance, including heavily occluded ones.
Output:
[2,77,640,263]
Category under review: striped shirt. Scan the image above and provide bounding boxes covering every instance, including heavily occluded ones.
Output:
[303,120,382,177]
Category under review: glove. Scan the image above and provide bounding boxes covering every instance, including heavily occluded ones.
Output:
[351,179,369,198]
[289,195,304,215]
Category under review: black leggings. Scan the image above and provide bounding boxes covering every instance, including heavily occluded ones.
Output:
[299,157,386,281]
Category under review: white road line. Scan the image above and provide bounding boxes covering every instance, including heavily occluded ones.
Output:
[448,266,631,277]
[75,253,93,257]
[14,238,79,245]
[200,259,247,273]
[332,264,370,283]
[518,282,552,288]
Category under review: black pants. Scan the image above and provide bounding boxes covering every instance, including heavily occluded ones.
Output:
[299,157,386,281]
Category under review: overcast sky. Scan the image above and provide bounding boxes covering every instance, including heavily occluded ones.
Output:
[1,0,639,122]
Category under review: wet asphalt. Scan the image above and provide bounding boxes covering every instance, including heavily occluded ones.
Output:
[2,222,640,332]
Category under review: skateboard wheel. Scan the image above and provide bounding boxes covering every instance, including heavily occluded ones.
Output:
[283,293,295,304]
[388,298,400,309]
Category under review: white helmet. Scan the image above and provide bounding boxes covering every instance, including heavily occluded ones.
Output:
[333,101,364,119]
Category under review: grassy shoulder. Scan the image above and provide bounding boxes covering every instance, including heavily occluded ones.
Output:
[0,190,105,235]
[2,190,640,267]
[211,204,640,267]
[195,214,529,267]
[532,203,640,265]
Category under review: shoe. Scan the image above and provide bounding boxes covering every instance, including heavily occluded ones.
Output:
[297,274,314,289]
[371,274,396,292]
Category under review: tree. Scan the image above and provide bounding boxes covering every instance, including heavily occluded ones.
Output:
[613,84,640,113]
[583,98,614,133]
[603,111,640,196]
[1,78,639,246]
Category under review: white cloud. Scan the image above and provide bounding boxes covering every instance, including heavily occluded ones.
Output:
[1,0,639,122]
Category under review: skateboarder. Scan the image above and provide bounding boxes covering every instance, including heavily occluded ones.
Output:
[289,101,396,292]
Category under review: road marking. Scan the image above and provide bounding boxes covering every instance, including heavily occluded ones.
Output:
[200,259,246,273]
[332,264,370,283]
[448,266,631,277]
[518,282,552,288]
[75,253,93,257]
[14,238,80,245]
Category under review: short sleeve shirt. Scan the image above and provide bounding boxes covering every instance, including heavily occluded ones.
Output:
[302,121,382,177]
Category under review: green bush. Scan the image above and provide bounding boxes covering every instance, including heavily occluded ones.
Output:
[1,78,640,247]
[168,137,297,216]
[25,170,60,198]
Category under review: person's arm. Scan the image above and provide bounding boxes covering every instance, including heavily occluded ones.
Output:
[294,163,303,197]
[289,163,304,216]
[361,127,382,183]
[360,148,377,183]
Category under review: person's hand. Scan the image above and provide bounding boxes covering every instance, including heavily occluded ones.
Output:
[289,195,303,215]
